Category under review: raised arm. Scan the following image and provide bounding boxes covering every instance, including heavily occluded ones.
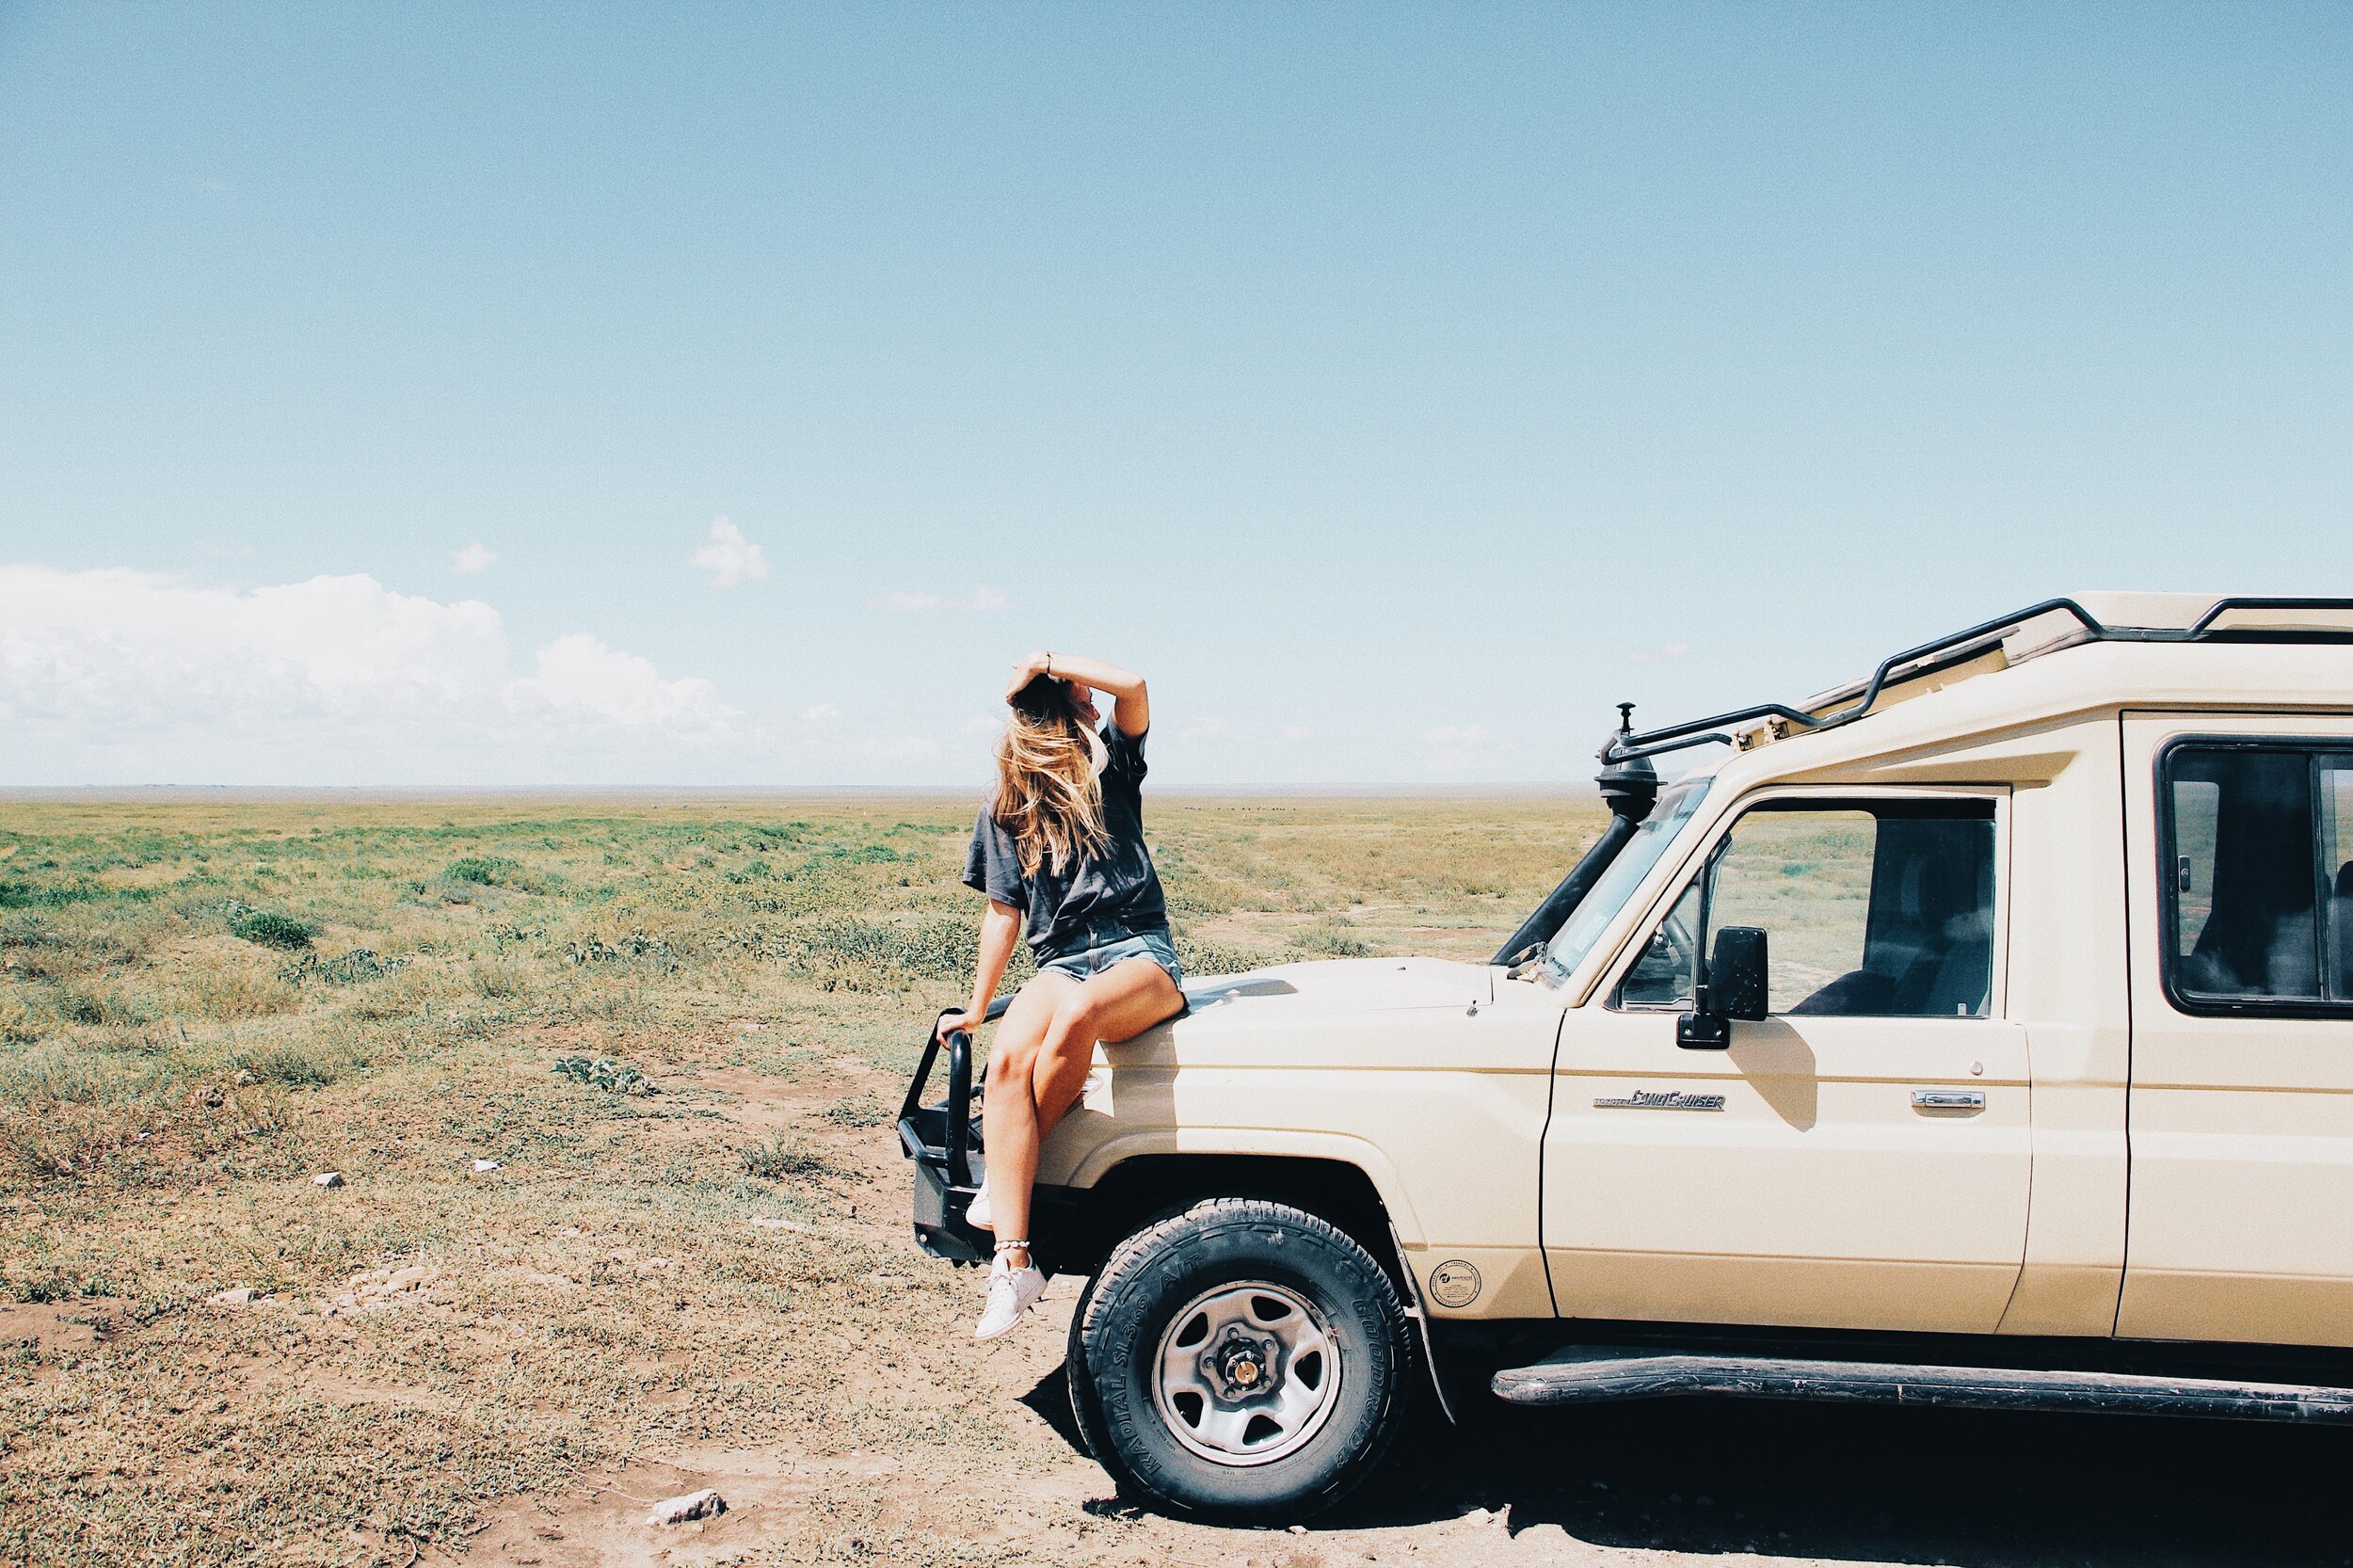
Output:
[1005,650,1148,736]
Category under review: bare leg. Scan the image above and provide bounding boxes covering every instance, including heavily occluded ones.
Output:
[994,957,1184,1266]
[1032,958,1185,1137]
[980,970,1076,1256]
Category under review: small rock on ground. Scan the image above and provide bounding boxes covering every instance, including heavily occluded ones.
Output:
[647,1488,727,1527]
[208,1288,261,1306]
[312,1172,344,1189]
[313,1264,440,1317]
[472,1159,501,1174]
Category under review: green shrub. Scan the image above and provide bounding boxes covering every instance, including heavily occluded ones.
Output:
[279,948,408,985]
[565,933,676,969]
[231,910,312,951]
[444,856,519,886]
[821,1095,888,1129]
[1295,918,1372,958]
[0,877,107,910]
[736,1134,847,1182]
[753,916,976,985]
[822,842,904,866]
[552,1054,655,1095]
[54,983,150,1028]
[0,992,38,1045]
[1174,936,1288,977]
[232,1043,347,1089]
[10,1270,79,1304]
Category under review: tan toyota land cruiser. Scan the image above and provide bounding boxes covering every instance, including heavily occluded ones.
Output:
[900,593,2353,1521]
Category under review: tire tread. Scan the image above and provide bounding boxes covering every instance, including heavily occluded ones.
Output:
[1070,1196,1416,1522]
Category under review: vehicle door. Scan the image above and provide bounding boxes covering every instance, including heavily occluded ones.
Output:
[2119,716,2353,1346]
[1542,787,2033,1334]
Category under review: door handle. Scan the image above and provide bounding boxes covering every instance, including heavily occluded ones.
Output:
[1912,1089,1986,1112]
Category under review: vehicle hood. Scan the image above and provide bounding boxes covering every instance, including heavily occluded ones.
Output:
[1081,952,1549,1081]
[1175,955,1494,1021]
[1048,952,1555,1214]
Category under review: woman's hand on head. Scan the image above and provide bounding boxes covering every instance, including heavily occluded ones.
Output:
[1000,651,1143,735]
[1004,651,1052,705]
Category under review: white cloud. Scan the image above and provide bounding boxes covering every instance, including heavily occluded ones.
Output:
[450,542,497,575]
[506,634,735,733]
[1177,715,1231,743]
[690,516,771,588]
[803,702,841,722]
[0,565,741,782]
[1420,723,1516,776]
[871,584,1008,614]
[0,567,508,726]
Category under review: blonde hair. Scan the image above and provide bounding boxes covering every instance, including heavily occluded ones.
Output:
[993,680,1110,877]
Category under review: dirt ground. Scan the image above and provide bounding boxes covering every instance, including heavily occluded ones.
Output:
[4,795,2348,1567]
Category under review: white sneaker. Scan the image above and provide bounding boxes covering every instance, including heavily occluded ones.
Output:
[974,1255,1046,1341]
[966,1178,992,1230]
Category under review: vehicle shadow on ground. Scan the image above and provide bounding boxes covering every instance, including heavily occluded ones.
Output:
[1024,1365,2353,1565]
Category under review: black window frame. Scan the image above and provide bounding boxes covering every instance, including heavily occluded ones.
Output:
[2156,734,2353,1019]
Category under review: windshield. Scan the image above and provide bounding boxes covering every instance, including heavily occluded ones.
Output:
[1543,777,1710,984]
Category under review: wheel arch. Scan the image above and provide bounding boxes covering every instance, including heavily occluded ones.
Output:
[1063,1129,1420,1237]
[1051,1150,1413,1292]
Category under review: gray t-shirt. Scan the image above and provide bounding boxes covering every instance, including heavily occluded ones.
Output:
[964,725,1169,961]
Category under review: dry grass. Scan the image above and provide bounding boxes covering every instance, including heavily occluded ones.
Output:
[0,793,1602,1567]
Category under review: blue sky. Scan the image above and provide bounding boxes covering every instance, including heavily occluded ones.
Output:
[1,4,2347,785]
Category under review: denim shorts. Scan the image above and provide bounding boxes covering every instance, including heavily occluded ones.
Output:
[1038,924,1184,990]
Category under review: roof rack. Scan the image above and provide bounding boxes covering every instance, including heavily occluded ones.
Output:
[1604,596,2353,765]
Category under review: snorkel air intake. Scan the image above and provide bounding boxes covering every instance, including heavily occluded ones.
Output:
[1492,703,1660,968]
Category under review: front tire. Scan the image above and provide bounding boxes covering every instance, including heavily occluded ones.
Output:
[1067,1197,1415,1523]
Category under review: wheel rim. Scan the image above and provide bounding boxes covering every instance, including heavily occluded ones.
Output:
[1149,1280,1342,1467]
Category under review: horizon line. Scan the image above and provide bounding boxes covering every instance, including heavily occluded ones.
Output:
[0,781,1603,802]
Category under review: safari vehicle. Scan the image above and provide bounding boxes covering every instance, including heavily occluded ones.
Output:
[900,593,2353,1521]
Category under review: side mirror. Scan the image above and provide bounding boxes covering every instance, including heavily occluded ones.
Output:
[1711,926,1769,1020]
[1676,925,1769,1048]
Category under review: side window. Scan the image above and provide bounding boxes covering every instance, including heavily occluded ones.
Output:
[2326,763,2353,999]
[1709,809,1879,1014]
[1616,799,1997,1017]
[1617,881,1702,1007]
[2162,744,2353,1007]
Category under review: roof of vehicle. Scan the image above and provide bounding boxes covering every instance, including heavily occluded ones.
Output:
[1548,596,2353,1001]
[1616,594,2353,776]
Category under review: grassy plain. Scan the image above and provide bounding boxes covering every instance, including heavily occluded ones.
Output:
[0,792,1599,1567]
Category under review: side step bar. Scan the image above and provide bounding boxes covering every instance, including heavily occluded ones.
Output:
[1492,1347,2353,1424]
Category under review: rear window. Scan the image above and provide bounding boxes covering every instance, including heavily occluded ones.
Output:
[2162,741,2353,1011]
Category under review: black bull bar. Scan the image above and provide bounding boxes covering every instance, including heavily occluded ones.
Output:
[896,996,1010,1265]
